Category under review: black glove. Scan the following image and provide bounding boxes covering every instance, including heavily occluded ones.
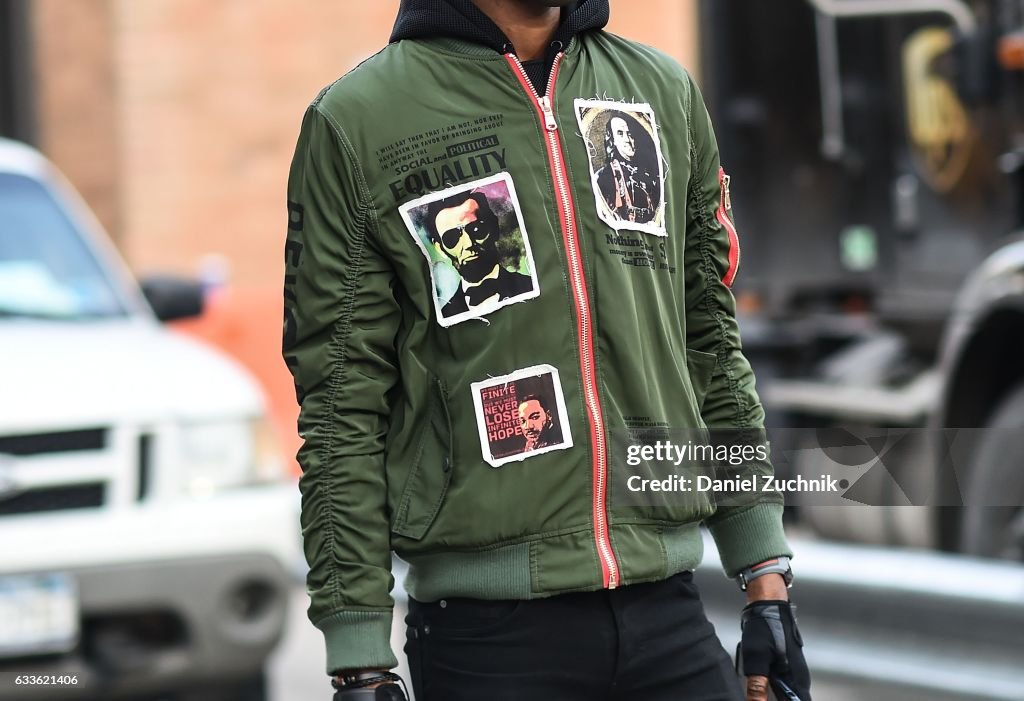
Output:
[737,600,811,701]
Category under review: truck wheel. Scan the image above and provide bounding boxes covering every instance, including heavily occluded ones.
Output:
[960,383,1024,560]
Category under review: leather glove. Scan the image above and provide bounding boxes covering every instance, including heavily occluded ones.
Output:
[737,600,811,701]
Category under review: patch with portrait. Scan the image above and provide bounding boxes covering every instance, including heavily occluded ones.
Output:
[399,173,540,327]
[575,100,667,236]
[470,365,573,468]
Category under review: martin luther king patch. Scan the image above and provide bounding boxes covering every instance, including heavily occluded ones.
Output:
[470,365,573,468]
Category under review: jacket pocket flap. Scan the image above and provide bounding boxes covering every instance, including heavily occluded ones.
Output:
[686,348,718,410]
[391,455,452,540]
[391,379,453,540]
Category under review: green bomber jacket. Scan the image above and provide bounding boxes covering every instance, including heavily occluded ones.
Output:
[283,30,791,674]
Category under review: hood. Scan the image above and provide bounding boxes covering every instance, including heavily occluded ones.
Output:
[390,0,609,55]
[0,318,264,433]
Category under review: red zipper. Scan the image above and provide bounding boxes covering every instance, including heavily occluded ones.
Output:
[505,52,620,589]
[717,167,741,288]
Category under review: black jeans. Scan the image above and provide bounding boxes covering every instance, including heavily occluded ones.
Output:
[404,571,744,701]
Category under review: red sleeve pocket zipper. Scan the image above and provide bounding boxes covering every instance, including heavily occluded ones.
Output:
[717,167,741,288]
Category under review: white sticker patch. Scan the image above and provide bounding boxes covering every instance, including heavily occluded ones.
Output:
[399,173,540,327]
[470,364,573,468]
[575,99,667,236]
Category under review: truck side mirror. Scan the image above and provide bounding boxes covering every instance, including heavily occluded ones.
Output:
[139,275,205,322]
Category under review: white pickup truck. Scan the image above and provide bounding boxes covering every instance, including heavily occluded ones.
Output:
[0,138,301,700]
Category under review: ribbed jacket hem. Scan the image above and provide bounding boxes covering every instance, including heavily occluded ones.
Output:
[401,522,707,602]
[404,541,534,601]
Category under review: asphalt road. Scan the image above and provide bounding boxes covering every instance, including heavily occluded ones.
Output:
[266,581,968,701]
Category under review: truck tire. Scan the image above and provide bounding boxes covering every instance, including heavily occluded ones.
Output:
[959,383,1024,560]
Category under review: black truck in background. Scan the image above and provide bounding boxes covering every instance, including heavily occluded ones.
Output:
[699,0,1024,560]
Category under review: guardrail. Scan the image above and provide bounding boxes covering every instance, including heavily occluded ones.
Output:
[696,533,1024,701]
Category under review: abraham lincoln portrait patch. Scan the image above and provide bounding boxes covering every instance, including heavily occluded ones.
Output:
[399,173,540,327]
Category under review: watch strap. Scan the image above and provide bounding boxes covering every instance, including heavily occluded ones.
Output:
[736,556,793,591]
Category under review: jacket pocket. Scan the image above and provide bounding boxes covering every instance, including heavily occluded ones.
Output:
[391,377,454,541]
[685,348,718,411]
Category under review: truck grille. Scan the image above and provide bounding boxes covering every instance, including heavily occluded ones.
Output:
[0,483,106,516]
[0,427,112,517]
[0,428,107,456]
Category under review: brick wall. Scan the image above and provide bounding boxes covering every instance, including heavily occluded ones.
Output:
[113,0,404,285]
[32,0,120,243]
[609,0,699,72]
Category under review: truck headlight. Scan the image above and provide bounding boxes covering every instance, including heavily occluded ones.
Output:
[178,417,286,497]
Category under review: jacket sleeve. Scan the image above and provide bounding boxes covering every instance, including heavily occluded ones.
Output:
[283,103,401,674]
[681,74,792,577]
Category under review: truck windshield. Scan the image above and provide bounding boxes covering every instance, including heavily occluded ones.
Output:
[0,172,128,319]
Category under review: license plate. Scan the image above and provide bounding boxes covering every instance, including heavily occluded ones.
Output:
[0,574,79,658]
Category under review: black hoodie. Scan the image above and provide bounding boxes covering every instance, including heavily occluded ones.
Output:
[390,0,610,93]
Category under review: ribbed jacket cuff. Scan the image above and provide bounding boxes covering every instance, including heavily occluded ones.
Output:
[317,609,398,675]
[708,502,791,577]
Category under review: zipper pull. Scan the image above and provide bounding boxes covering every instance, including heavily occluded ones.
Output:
[539,96,558,132]
[722,173,732,211]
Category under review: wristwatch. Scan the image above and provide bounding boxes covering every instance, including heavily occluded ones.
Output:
[735,556,793,591]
